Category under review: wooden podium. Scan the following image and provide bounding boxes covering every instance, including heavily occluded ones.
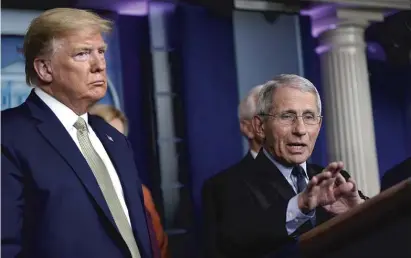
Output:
[298,178,411,258]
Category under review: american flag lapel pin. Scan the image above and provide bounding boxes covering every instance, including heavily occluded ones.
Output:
[106,134,114,142]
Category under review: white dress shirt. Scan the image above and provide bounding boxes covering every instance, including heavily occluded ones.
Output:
[262,149,315,235]
[35,88,131,225]
[250,149,259,159]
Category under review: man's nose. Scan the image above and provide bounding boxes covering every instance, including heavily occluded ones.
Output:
[90,53,106,72]
[292,116,307,136]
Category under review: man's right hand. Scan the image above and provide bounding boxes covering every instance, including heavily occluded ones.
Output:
[297,162,344,214]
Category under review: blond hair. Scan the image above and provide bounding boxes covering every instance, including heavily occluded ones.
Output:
[89,104,129,136]
[23,8,113,85]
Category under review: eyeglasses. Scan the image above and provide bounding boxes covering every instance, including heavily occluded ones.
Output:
[260,113,322,125]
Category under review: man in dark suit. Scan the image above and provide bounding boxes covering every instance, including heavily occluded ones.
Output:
[381,157,411,191]
[2,8,154,258]
[202,85,264,257]
[203,74,367,258]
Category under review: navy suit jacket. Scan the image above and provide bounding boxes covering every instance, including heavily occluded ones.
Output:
[202,149,367,258]
[1,91,153,258]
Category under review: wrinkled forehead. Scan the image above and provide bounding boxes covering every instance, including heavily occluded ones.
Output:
[52,29,106,49]
[271,87,319,113]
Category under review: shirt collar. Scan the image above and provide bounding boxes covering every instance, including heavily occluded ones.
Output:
[250,149,258,159]
[262,148,308,180]
[35,87,88,130]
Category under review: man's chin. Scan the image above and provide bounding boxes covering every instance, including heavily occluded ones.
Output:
[287,154,309,165]
[91,89,107,101]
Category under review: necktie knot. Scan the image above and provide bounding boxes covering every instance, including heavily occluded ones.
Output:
[292,165,307,193]
[291,165,305,179]
[74,117,88,133]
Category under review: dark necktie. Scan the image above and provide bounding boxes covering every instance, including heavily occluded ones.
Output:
[291,165,307,193]
[291,165,315,231]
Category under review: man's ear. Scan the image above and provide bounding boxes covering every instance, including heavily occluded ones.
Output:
[252,115,265,140]
[317,115,323,133]
[240,120,254,139]
[33,58,52,83]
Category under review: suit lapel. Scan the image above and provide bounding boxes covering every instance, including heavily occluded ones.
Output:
[306,164,319,179]
[254,149,296,200]
[90,116,151,257]
[243,151,254,164]
[254,149,325,201]
[26,92,117,229]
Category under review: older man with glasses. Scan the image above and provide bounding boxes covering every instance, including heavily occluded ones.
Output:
[207,74,367,258]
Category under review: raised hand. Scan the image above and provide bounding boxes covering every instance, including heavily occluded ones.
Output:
[297,162,344,213]
[323,173,364,214]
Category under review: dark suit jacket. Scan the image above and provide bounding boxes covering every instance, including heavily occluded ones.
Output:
[1,91,153,258]
[202,152,255,258]
[381,157,411,191]
[202,149,361,258]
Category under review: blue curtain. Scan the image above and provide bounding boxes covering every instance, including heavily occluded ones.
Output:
[368,60,411,176]
[175,3,243,229]
[299,16,328,166]
[117,15,152,187]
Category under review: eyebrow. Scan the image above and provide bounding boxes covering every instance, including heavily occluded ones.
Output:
[279,110,297,114]
[99,44,108,51]
[72,44,108,52]
[279,109,316,114]
[302,110,316,114]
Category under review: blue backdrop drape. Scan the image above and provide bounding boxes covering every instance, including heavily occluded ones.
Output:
[175,3,243,234]
[299,16,328,166]
[118,15,153,187]
[368,60,411,174]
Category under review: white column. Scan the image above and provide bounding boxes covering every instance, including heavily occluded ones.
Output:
[304,6,386,196]
[148,3,180,228]
[320,25,380,197]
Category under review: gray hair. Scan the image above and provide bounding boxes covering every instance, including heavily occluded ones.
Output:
[256,74,322,117]
[238,84,264,121]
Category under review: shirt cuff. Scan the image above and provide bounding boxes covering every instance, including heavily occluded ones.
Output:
[285,194,315,235]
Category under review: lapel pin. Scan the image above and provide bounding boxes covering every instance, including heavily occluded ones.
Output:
[106,134,114,142]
